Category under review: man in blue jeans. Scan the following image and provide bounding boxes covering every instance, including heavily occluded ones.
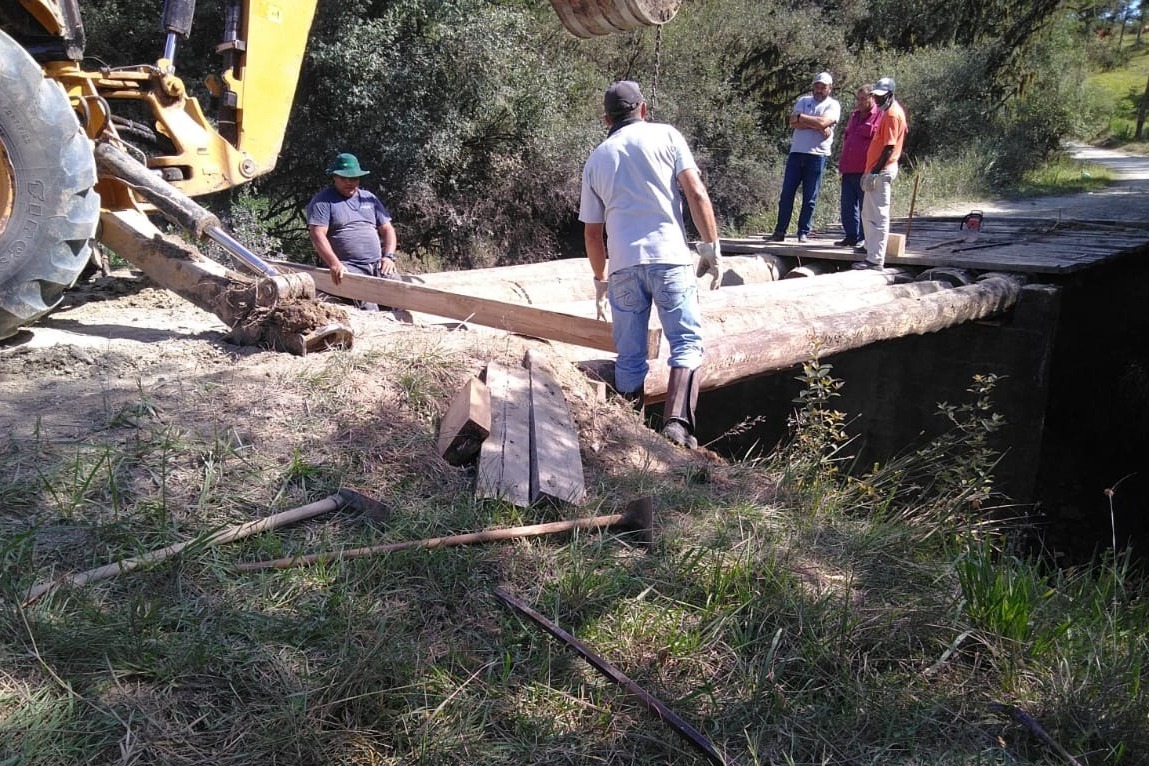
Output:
[771,72,841,243]
[580,80,721,449]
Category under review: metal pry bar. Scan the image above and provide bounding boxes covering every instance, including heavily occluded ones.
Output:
[494,587,735,766]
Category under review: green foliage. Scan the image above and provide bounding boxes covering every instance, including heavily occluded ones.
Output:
[785,355,849,471]
[264,0,601,267]
[954,540,1044,642]
[68,0,1133,260]
[813,372,1010,543]
[5,344,1149,762]
[928,373,1005,505]
[1086,45,1149,146]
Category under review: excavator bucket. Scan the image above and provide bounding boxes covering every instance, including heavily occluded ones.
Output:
[94,143,355,356]
[550,0,681,37]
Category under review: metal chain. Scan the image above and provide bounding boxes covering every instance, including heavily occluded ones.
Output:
[649,24,662,120]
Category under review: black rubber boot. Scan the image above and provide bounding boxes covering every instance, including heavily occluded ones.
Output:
[617,387,645,414]
[661,366,699,449]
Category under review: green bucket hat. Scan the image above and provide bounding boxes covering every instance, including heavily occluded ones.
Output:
[326,152,370,178]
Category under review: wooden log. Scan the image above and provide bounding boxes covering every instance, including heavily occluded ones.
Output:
[476,362,532,507]
[409,251,787,302]
[268,260,660,358]
[581,274,1024,399]
[437,377,491,466]
[704,281,947,337]
[544,270,924,324]
[525,350,586,506]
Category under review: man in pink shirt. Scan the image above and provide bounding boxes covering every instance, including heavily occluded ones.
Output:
[835,84,882,247]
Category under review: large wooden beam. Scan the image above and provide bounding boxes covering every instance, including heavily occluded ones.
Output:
[476,362,532,506]
[270,260,660,358]
[409,252,789,303]
[704,280,947,337]
[525,350,586,506]
[437,377,491,466]
[582,274,1024,399]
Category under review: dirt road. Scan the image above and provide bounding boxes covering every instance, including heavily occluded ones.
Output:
[924,142,1149,223]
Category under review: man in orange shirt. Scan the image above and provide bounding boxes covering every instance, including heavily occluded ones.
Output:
[853,76,908,270]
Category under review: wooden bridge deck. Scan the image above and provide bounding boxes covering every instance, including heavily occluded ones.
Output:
[722,214,1149,275]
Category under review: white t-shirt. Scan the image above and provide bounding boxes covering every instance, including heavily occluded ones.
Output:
[789,94,841,156]
[579,120,697,274]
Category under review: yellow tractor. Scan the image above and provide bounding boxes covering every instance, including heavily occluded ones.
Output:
[0,0,680,352]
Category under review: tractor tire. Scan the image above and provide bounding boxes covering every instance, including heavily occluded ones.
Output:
[0,31,100,341]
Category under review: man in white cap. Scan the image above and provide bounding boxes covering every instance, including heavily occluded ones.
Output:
[770,72,841,244]
[853,76,908,270]
[579,80,721,449]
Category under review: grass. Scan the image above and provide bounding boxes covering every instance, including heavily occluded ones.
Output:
[1086,44,1149,154]
[2,346,1147,765]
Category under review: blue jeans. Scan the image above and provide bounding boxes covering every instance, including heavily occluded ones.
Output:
[839,173,864,242]
[608,264,703,393]
[774,152,827,238]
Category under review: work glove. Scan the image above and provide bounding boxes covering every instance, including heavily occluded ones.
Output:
[695,241,722,290]
[593,278,609,321]
[861,173,880,193]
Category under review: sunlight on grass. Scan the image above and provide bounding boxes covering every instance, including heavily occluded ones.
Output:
[1086,46,1149,150]
[1013,157,1116,196]
[3,343,1148,764]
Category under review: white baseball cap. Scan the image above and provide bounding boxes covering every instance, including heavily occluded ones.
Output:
[813,71,833,86]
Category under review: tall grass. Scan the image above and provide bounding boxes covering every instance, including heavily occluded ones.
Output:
[1,353,1146,765]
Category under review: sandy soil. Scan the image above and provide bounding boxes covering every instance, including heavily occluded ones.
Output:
[0,265,719,543]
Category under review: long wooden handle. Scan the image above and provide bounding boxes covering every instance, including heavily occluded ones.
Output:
[235,513,628,571]
[905,173,921,239]
[22,493,345,605]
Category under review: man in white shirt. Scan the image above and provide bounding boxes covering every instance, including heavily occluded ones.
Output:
[579,80,721,449]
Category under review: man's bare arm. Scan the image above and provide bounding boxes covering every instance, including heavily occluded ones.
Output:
[678,169,719,243]
[309,224,347,284]
[584,222,608,281]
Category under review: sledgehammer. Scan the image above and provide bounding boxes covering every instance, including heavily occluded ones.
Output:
[236,496,655,571]
[22,489,389,605]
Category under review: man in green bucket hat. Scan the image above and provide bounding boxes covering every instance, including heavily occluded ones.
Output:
[306,152,401,311]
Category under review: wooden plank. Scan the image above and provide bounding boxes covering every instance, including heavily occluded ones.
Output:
[718,216,1149,277]
[437,377,491,466]
[268,260,661,358]
[524,350,586,506]
[476,362,532,507]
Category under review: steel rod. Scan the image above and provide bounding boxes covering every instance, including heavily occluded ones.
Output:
[494,587,733,766]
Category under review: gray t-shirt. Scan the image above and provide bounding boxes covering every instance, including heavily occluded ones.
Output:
[306,186,392,268]
[789,94,841,156]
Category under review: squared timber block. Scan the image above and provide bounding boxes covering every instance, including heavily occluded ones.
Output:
[524,350,587,506]
[887,233,906,258]
[437,377,491,466]
[476,361,532,507]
